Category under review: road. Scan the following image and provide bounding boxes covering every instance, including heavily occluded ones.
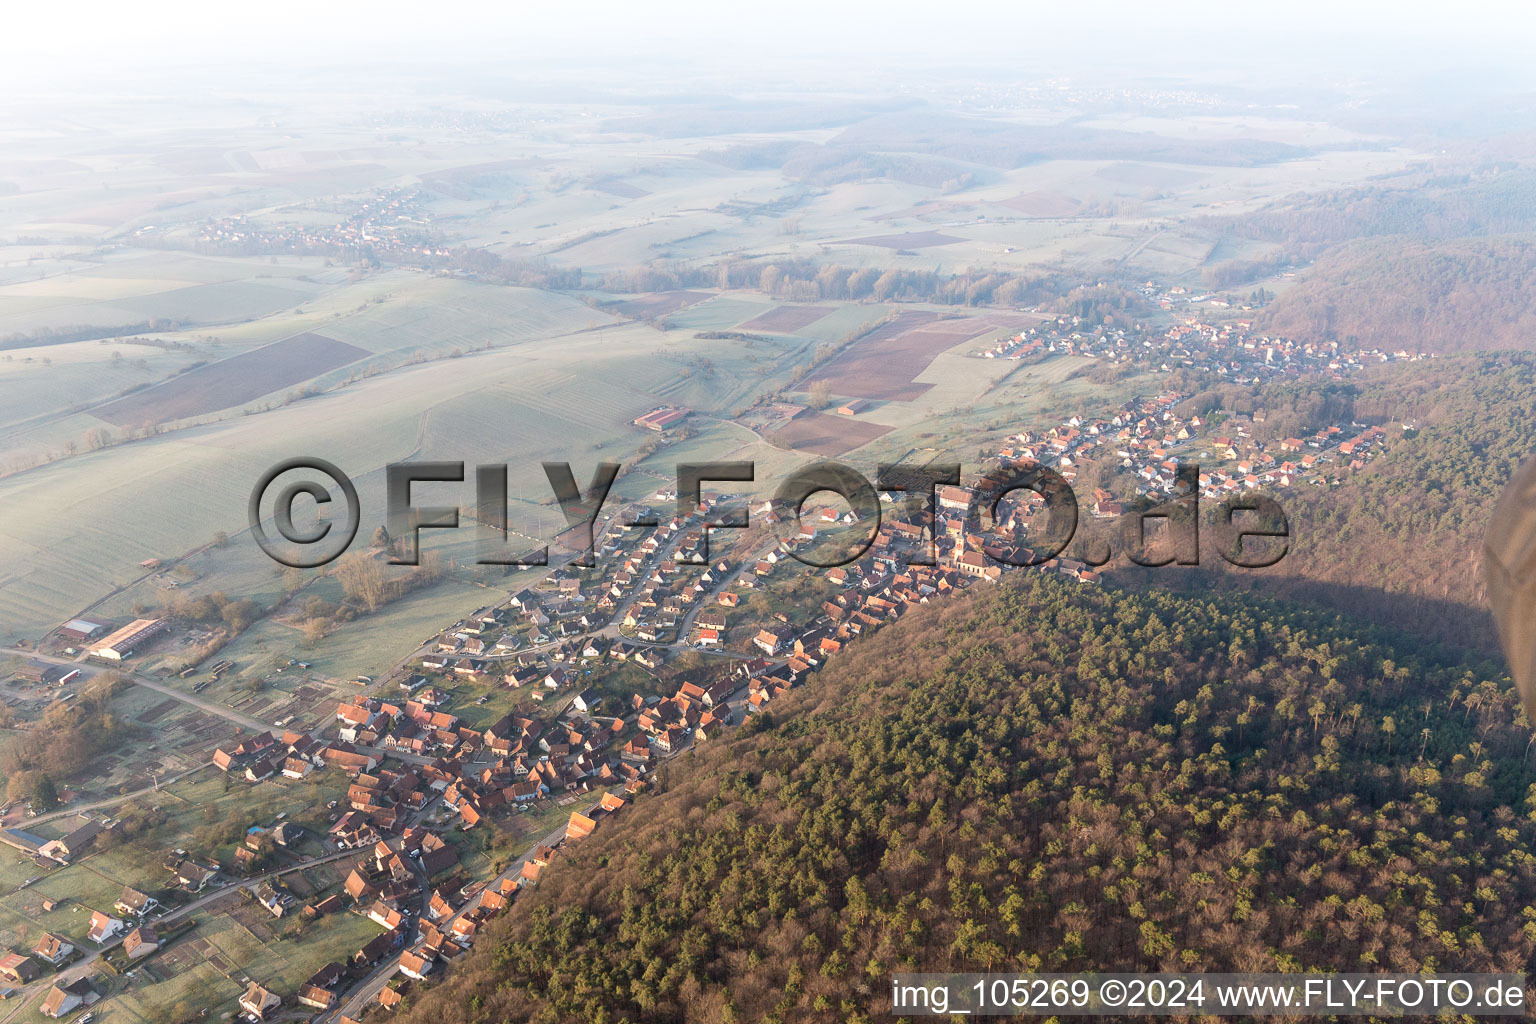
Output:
[0,647,279,734]
[322,819,570,1023]
[0,499,773,1022]
[19,763,212,829]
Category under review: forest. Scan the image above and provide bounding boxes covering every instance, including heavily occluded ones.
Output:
[1255,237,1536,353]
[1200,170,1536,249]
[390,571,1533,1024]
[1153,353,1536,651]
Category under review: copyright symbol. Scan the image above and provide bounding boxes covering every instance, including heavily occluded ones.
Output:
[1100,979,1126,1007]
[248,457,360,568]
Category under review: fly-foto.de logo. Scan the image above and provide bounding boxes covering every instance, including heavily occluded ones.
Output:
[248,457,1290,571]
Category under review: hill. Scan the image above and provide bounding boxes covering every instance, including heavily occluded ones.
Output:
[1156,353,1536,650]
[1254,237,1536,353]
[392,574,1530,1024]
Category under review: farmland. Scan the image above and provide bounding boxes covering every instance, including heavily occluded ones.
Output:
[803,310,1024,402]
[736,304,834,333]
[600,290,713,319]
[91,333,368,428]
[768,411,891,456]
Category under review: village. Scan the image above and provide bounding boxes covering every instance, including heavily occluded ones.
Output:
[0,294,1418,1023]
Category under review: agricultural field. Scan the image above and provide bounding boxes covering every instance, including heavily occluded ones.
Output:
[658,296,773,331]
[0,305,793,639]
[600,290,712,319]
[768,411,891,456]
[91,332,369,428]
[736,304,834,333]
[803,310,1026,402]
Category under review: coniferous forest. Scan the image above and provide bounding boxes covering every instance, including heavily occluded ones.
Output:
[394,573,1534,1024]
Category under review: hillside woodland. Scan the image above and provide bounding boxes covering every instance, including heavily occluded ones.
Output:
[1256,238,1536,354]
[392,575,1533,1024]
[1155,354,1536,650]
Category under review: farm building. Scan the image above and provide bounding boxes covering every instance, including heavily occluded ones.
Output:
[10,663,79,686]
[56,619,108,642]
[38,819,105,865]
[89,618,165,660]
[0,952,39,984]
[836,399,871,416]
[633,406,689,431]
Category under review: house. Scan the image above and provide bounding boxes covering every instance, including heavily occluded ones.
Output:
[244,757,277,782]
[170,859,217,892]
[367,902,406,930]
[753,628,786,656]
[256,881,290,918]
[0,953,39,985]
[298,983,337,1011]
[505,780,543,803]
[567,812,597,840]
[297,962,347,1010]
[86,910,123,944]
[936,485,971,512]
[32,933,73,967]
[419,832,458,876]
[571,688,602,714]
[115,886,159,917]
[344,867,376,902]
[123,926,159,959]
[272,822,305,847]
[240,981,282,1020]
[40,979,98,1019]
[399,946,437,981]
[38,819,105,865]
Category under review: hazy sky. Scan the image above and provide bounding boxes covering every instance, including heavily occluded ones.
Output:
[4,0,1534,96]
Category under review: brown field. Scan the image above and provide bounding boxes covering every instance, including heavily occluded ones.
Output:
[604,290,712,318]
[995,191,1082,217]
[91,332,367,427]
[804,312,1015,401]
[839,230,965,249]
[137,698,181,723]
[737,304,833,333]
[769,411,891,456]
